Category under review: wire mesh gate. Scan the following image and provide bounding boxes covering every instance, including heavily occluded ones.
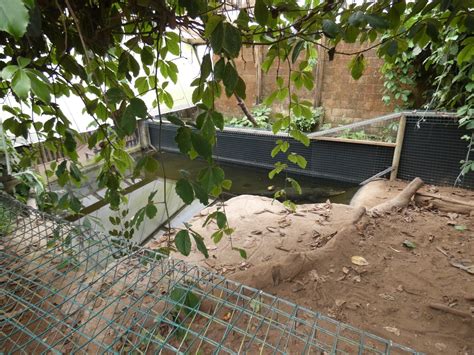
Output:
[0,194,420,354]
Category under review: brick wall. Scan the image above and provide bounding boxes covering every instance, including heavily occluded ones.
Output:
[214,42,395,124]
[319,42,394,125]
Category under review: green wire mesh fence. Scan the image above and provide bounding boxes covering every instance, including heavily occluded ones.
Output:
[0,194,420,354]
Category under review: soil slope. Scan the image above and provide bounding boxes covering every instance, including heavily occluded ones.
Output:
[147,180,474,354]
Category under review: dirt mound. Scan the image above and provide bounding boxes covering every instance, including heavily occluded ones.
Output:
[147,181,474,354]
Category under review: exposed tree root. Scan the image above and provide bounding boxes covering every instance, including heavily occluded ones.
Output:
[231,178,424,290]
[231,207,366,289]
[415,192,474,215]
[369,177,424,214]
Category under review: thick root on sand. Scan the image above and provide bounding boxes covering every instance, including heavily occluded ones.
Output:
[231,178,425,289]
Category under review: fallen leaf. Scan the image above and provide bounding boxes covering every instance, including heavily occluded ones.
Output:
[447,213,458,220]
[379,293,395,301]
[402,240,416,249]
[384,326,400,336]
[222,312,232,321]
[351,256,369,266]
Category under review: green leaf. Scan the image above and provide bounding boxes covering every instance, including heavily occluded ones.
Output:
[198,166,225,193]
[119,98,147,135]
[454,225,467,231]
[145,204,158,219]
[140,46,154,65]
[254,0,269,26]
[457,44,474,65]
[191,232,208,258]
[70,163,82,182]
[349,54,365,80]
[348,11,365,26]
[175,230,192,256]
[223,23,242,58]
[129,98,147,118]
[27,72,51,103]
[287,177,302,194]
[144,156,160,174]
[200,53,212,80]
[1,65,18,80]
[215,211,227,229]
[291,41,305,64]
[191,132,213,159]
[64,129,77,152]
[69,194,82,213]
[223,62,238,95]
[106,87,126,104]
[234,248,247,259]
[167,115,184,126]
[175,126,193,155]
[210,21,224,53]
[0,0,29,38]
[166,33,180,56]
[365,14,389,29]
[322,19,339,38]
[11,69,31,99]
[212,230,224,243]
[214,57,225,81]
[205,14,224,37]
[235,77,246,99]
[176,178,194,204]
[17,57,30,68]
[288,153,307,169]
[211,111,224,130]
[290,129,310,147]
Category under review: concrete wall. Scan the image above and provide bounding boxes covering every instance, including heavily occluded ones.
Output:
[214,42,395,125]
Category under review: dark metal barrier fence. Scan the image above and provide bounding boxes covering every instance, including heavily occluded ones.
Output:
[148,112,473,189]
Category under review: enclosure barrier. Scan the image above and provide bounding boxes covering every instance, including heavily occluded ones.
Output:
[0,194,420,354]
[149,111,473,189]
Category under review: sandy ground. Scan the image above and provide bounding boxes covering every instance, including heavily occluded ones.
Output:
[148,180,474,354]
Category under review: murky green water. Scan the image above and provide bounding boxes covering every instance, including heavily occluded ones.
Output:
[155,152,359,204]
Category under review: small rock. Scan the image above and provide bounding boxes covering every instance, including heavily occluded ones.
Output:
[396,285,404,292]
[250,230,262,235]
[329,268,335,273]
[352,275,361,283]
[342,266,350,274]
[266,226,277,233]
[335,299,346,307]
[435,343,447,351]
[267,185,275,191]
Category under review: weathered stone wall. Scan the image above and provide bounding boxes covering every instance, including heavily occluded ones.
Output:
[214,42,395,124]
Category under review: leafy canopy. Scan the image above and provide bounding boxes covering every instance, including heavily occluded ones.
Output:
[0,0,471,256]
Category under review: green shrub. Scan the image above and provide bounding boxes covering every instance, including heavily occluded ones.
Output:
[226,105,271,129]
[293,107,324,132]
